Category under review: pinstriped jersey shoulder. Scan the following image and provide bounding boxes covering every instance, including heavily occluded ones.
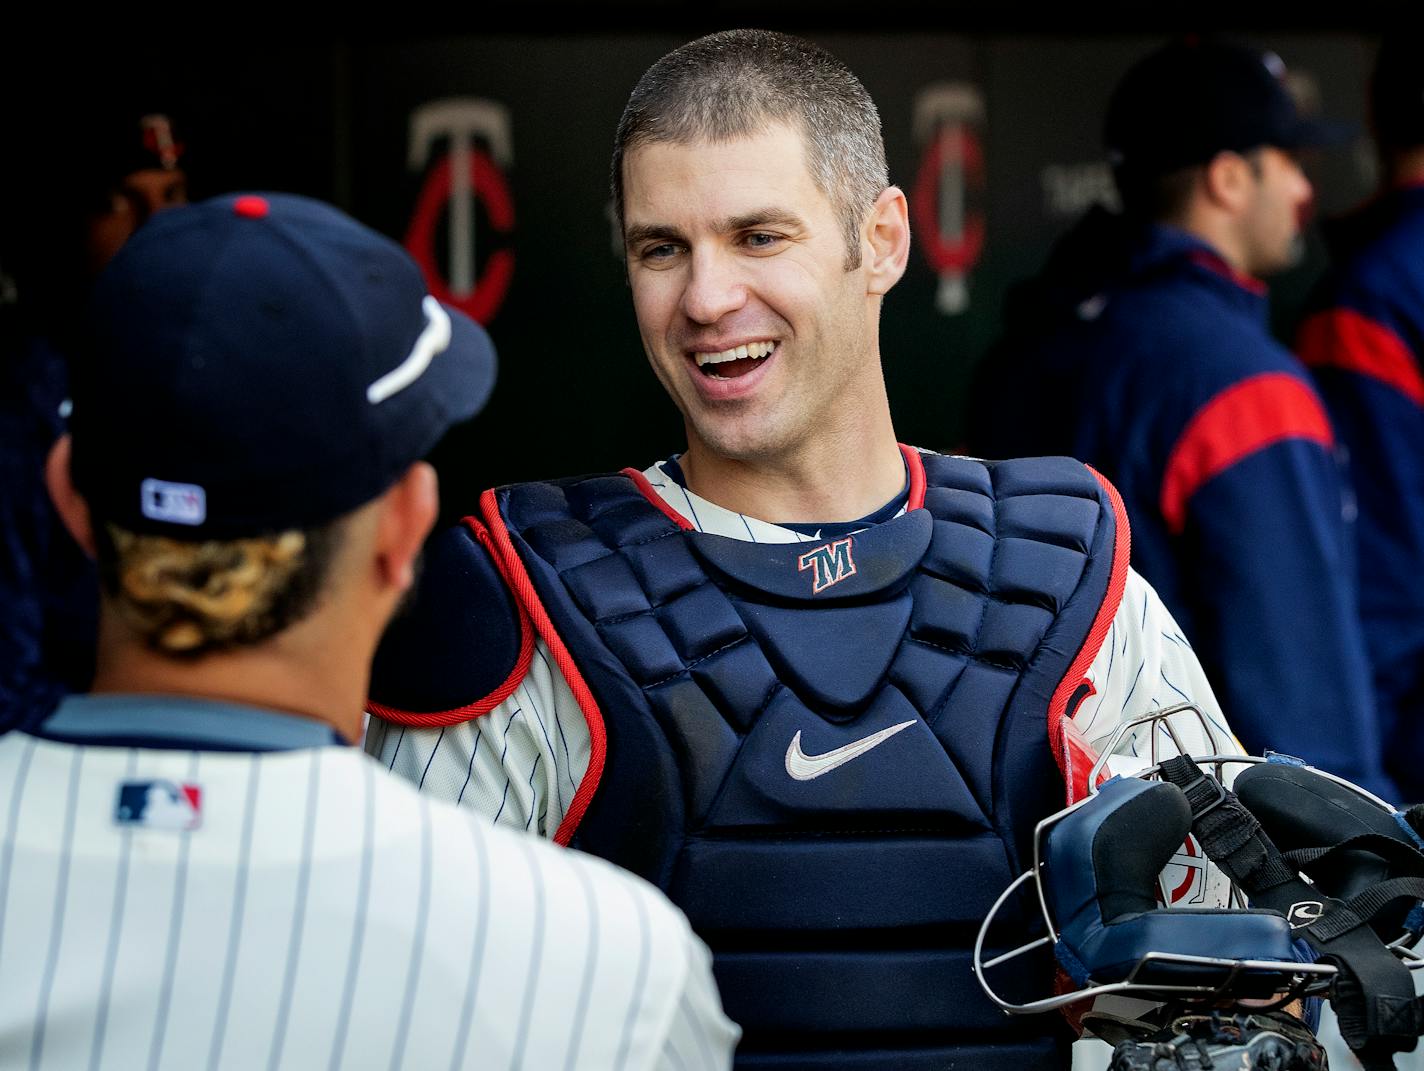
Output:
[0,735,735,1071]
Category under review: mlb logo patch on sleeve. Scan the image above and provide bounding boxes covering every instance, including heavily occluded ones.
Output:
[115,780,203,830]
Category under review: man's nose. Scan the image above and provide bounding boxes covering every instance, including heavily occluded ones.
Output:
[681,248,748,324]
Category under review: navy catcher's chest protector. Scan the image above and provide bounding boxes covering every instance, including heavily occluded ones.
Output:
[486,452,1123,1069]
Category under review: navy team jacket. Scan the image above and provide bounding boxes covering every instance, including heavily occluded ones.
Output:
[0,333,97,734]
[1298,183,1424,801]
[370,448,1129,1069]
[967,208,1394,800]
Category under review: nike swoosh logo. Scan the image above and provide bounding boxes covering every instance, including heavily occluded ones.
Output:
[784,720,917,781]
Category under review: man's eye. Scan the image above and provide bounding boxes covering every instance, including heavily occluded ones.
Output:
[642,243,681,260]
[743,232,781,250]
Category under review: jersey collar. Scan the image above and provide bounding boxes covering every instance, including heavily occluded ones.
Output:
[30,693,346,752]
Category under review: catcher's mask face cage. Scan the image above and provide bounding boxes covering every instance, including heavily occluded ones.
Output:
[972,703,1424,1016]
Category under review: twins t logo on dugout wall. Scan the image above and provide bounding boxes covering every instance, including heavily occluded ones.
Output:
[405,99,515,325]
[798,538,857,595]
[910,84,987,316]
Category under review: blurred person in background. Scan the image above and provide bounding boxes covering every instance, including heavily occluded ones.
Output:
[967,38,1395,799]
[0,106,187,733]
[1296,35,1424,802]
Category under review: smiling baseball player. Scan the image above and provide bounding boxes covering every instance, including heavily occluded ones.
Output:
[366,30,1238,1069]
[0,192,736,1070]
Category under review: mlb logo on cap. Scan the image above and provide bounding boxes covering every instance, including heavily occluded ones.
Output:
[115,780,203,830]
[141,478,207,526]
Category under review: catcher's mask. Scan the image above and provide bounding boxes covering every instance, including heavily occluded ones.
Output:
[973,705,1424,1045]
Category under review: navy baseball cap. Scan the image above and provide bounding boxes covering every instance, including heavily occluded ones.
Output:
[70,192,497,538]
[1105,39,1353,179]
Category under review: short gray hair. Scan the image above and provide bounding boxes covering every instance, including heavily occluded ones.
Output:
[612,29,889,269]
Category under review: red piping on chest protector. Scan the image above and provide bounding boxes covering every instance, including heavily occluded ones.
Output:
[899,443,928,510]
[1047,468,1130,805]
[479,488,607,847]
[365,517,535,729]
[623,467,695,529]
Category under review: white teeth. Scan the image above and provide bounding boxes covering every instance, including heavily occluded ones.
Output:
[694,341,775,367]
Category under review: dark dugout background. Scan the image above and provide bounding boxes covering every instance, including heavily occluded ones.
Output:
[0,10,1400,523]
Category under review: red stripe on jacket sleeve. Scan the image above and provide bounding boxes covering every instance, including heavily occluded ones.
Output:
[1297,307,1424,407]
[1158,373,1335,535]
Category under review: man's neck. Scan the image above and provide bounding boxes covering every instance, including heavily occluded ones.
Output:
[679,409,904,524]
[1173,210,1252,278]
[88,615,371,744]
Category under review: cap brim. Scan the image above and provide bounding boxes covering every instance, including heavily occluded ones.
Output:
[427,302,498,428]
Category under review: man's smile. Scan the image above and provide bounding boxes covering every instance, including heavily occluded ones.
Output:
[692,339,779,379]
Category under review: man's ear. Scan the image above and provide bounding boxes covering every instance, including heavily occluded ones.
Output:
[374,461,439,593]
[864,185,911,296]
[1201,151,1254,215]
[45,435,96,557]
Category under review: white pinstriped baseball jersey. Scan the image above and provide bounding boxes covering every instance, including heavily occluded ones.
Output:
[0,694,737,1071]
[366,457,1241,838]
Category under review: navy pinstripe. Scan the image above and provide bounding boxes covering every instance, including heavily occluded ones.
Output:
[533,648,577,794]
[560,863,600,1071]
[612,884,653,1071]
[148,751,201,1071]
[387,727,406,772]
[266,752,322,1071]
[328,758,376,1071]
[387,796,434,1071]
[419,728,446,789]
[508,839,547,1070]
[491,711,522,826]
[446,811,492,1071]
[28,746,84,1070]
[207,758,261,1070]
[88,748,140,1071]
[524,755,541,831]
[522,689,564,812]
[0,735,38,977]
[678,484,704,531]
[1122,662,1144,707]
[456,727,484,805]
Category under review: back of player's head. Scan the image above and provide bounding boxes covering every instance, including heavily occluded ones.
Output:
[611,28,888,268]
[68,193,497,656]
[1104,37,1348,218]
[1370,37,1424,153]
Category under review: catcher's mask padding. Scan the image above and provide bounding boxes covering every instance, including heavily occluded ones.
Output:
[1236,763,1424,934]
[1235,760,1424,925]
[1047,777,1296,987]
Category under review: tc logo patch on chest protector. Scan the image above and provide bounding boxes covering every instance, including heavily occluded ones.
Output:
[798,537,857,594]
